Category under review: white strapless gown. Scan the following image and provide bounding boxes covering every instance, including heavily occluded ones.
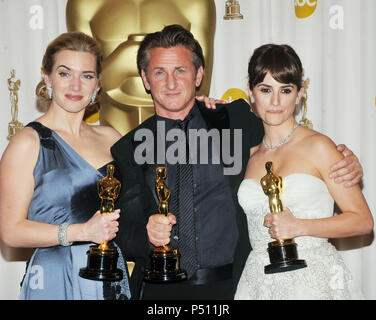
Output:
[235,173,363,300]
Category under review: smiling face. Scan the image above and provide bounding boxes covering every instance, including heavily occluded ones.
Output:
[141,46,203,120]
[43,49,99,114]
[249,72,304,126]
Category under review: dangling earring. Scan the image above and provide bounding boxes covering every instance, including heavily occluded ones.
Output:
[90,89,97,105]
[250,96,255,104]
[46,86,52,100]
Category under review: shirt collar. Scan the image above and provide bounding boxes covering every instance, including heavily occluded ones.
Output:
[156,102,199,129]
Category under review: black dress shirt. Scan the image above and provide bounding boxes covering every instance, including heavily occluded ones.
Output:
[155,103,238,271]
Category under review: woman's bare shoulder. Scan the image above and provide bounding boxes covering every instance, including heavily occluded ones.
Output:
[0,126,40,172]
[303,129,339,155]
[4,126,40,156]
[299,128,343,175]
[250,144,261,158]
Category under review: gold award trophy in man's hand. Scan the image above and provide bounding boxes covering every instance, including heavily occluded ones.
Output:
[79,164,123,281]
[261,162,307,274]
[144,167,187,283]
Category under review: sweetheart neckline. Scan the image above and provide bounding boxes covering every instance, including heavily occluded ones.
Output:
[242,173,326,187]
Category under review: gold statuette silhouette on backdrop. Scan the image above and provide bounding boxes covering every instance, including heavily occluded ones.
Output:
[144,167,187,283]
[223,0,243,20]
[66,0,216,135]
[79,164,123,281]
[299,70,313,129]
[261,161,307,274]
[7,69,24,140]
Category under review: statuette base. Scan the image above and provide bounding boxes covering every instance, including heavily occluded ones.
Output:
[79,244,123,281]
[8,120,23,140]
[144,246,187,283]
[264,240,307,274]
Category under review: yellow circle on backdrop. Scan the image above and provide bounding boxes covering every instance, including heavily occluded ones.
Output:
[294,0,317,19]
[84,111,100,124]
[221,88,248,102]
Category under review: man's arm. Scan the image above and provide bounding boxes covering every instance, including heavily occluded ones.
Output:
[331,144,363,187]
[198,97,362,187]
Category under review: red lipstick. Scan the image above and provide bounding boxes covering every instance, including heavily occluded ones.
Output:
[65,94,83,101]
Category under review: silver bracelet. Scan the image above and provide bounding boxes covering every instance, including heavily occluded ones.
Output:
[58,222,73,246]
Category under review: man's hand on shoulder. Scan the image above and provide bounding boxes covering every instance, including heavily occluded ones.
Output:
[330,144,363,187]
[196,95,228,110]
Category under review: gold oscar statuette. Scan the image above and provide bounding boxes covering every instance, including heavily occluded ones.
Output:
[223,0,244,20]
[144,167,187,283]
[7,69,24,140]
[261,161,307,274]
[79,164,123,281]
[66,0,215,135]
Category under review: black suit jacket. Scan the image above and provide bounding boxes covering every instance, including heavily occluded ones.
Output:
[111,99,264,299]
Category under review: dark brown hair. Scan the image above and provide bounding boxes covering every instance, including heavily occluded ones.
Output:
[248,44,303,90]
[137,24,205,75]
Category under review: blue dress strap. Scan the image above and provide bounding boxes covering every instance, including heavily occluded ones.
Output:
[26,121,55,150]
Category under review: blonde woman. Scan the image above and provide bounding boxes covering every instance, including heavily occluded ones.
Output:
[0,32,129,300]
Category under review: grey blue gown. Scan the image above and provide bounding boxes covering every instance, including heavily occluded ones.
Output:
[19,122,130,300]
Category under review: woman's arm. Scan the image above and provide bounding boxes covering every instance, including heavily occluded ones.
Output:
[267,134,373,240]
[0,128,119,248]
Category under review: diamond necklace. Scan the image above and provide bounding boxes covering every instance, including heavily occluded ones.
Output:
[263,123,300,150]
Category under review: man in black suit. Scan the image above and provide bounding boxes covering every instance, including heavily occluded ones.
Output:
[110,25,362,300]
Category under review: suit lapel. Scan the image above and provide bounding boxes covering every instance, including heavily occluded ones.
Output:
[197,100,229,132]
[143,164,159,204]
[131,115,160,205]
[197,100,234,169]
[197,100,241,195]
